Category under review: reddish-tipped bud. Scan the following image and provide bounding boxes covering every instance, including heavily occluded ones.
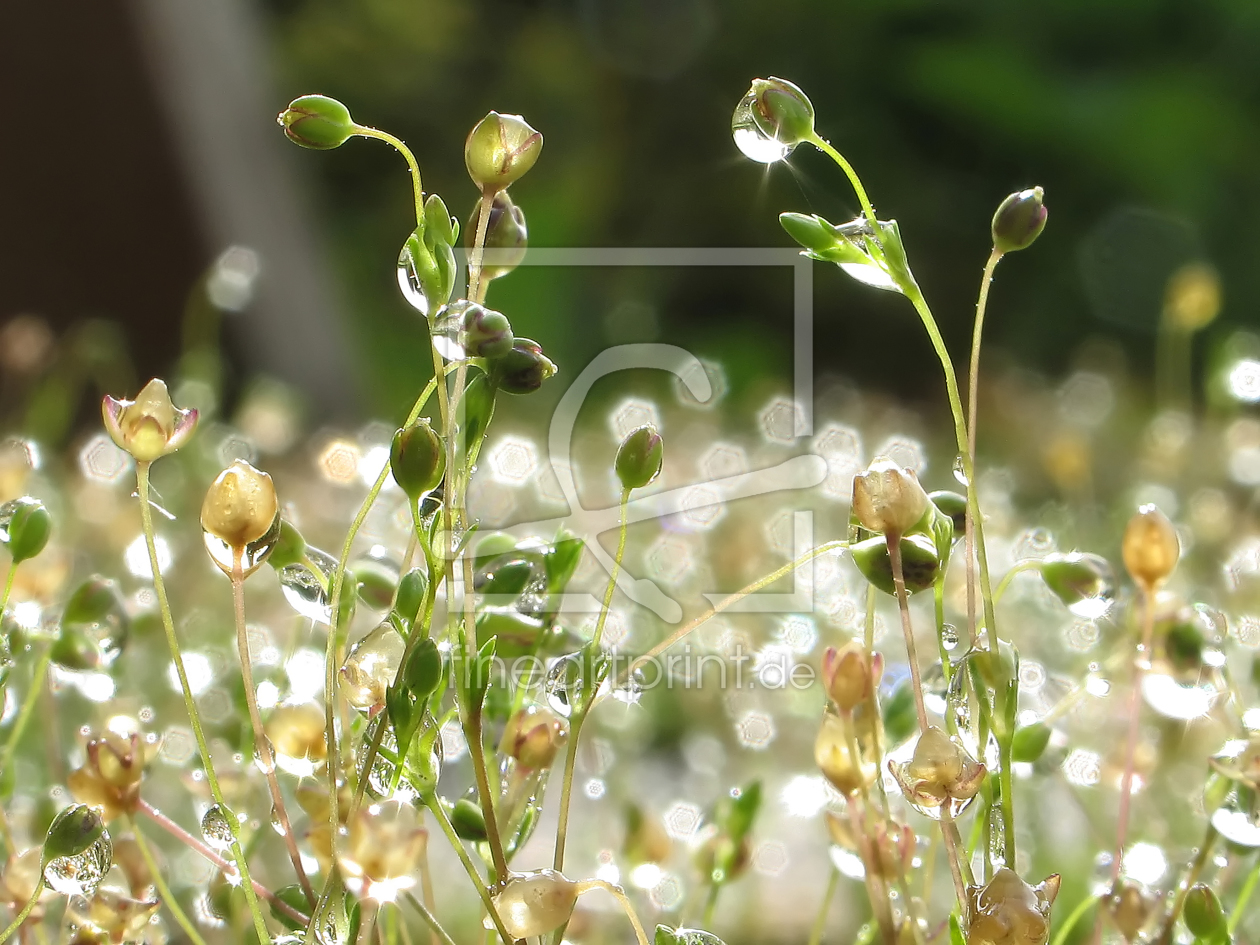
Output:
[821,642,882,712]
[991,187,1047,253]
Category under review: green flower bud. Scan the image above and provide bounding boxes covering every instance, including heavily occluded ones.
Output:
[452,300,514,359]
[450,797,488,842]
[1037,553,1114,615]
[543,530,584,596]
[390,419,445,499]
[928,490,967,534]
[54,575,131,668]
[615,425,664,491]
[851,533,942,597]
[780,212,839,254]
[353,558,397,611]
[1183,884,1226,940]
[1010,721,1052,763]
[268,520,307,571]
[277,95,356,150]
[43,804,106,862]
[491,337,557,395]
[0,496,51,563]
[991,187,1047,254]
[465,112,543,191]
[394,568,428,626]
[749,77,814,145]
[469,191,528,281]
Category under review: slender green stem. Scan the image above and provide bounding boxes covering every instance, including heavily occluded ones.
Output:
[1156,825,1216,942]
[128,816,209,945]
[353,126,425,226]
[806,134,879,232]
[612,540,847,694]
[0,645,51,778]
[230,555,314,905]
[463,710,510,879]
[469,187,496,305]
[554,489,630,872]
[701,883,721,930]
[1112,585,1157,884]
[993,561,1038,604]
[423,795,514,945]
[1230,854,1260,934]
[0,560,17,616]
[317,374,439,889]
[403,893,457,945]
[964,249,1004,648]
[1049,895,1098,945]
[807,866,840,945]
[0,884,40,943]
[135,462,271,942]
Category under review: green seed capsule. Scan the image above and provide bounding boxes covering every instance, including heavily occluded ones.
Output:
[390,419,445,499]
[458,302,514,359]
[1011,722,1052,763]
[0,496,51,563]
[43,804,107,861]
[491,338,557,395]
[277,94,356,150]
[450,797,488,842]
[746,77,816,146]
[991,187,1047,253]
[1183,883,1226,940]
[615,425,664,491]
[268,519,307,570]
[465,112,543,191]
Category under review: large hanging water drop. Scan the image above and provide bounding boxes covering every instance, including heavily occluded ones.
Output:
[731,89,794,164]
[279,547,339,621]
[43,831,112,898]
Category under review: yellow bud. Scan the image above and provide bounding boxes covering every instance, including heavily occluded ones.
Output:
[265,702,327,776]
[1122,504,1179,591]
[489,870,580,939]
[201,461,279,550]
[852,458,930,537]
[814,711,874,796]
[339,800,427,902]
[503,705,569,770]
[101,378,198,463]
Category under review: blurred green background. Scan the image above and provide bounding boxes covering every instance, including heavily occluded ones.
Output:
[260,0,1260,415]
[4,0,1259,434]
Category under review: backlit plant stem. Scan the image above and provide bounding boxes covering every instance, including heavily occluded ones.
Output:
[554,488,629,872]
[965,249,1005,648]
[134,462,271,942]
[0,561,17,616]
[886,537,928,733]
[1155,825,1216,943]
[128,816,209,945]
[0,645,51,779]
[1112,584,1158,885]
[0,884,40,942]
[806,866,840,945]
[577,881,651,945]
[423,795,514,945]
[403,892,457,945]
[231,550,314,905]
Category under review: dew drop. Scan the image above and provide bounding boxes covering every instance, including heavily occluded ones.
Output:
[731,90,795,164]
[340,623,405,713]
[941,624,961,651]
[279,547,338,621]
[952,455,968,487]
[1210,795,1260,847]
[43,830,112,898]
[203,510,282,578]
[201,805,235,851]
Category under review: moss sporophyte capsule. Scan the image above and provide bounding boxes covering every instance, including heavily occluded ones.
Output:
[465,112,543,191]
[615,425,664,491]
[991,187,1047,253]
[390,419,446,498]
[277,95,356,150]
[200,460,281,577]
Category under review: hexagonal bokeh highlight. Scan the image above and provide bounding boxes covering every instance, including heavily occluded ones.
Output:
[673,358,727,410]
[78,434,131,484]
[813,423,863,501]
[736,710,776,749]
[318,438,361,484]
[699,442,748,483]
[643,534,696,586]
[680,485,725,530]
[873,434,926,474]
[759,396,805,443]
[610,398,661,440]
[488,435,538,485]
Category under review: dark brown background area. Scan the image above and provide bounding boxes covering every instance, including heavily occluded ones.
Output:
[0,0,202,374]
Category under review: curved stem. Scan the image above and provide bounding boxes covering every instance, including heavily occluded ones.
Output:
[403,893,457,945]
[134,462,271,942]
[554,490,630,872]
[887,537,928,732]
[965,249,1004,647]
[136,799,310,927]
[0,884,40,943]
[1156,825,1216,942]
[0,646,51,778]
[230,555,314,905]
[1112,585,1157,884]
[1230,854,1260,934]
[423,795,513,945]
[127,816,209,945]
[468,187,497,304]
[353,126,425,226]
[576,881,651,945]
[0,560,17,616]
[805,134,879,233]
